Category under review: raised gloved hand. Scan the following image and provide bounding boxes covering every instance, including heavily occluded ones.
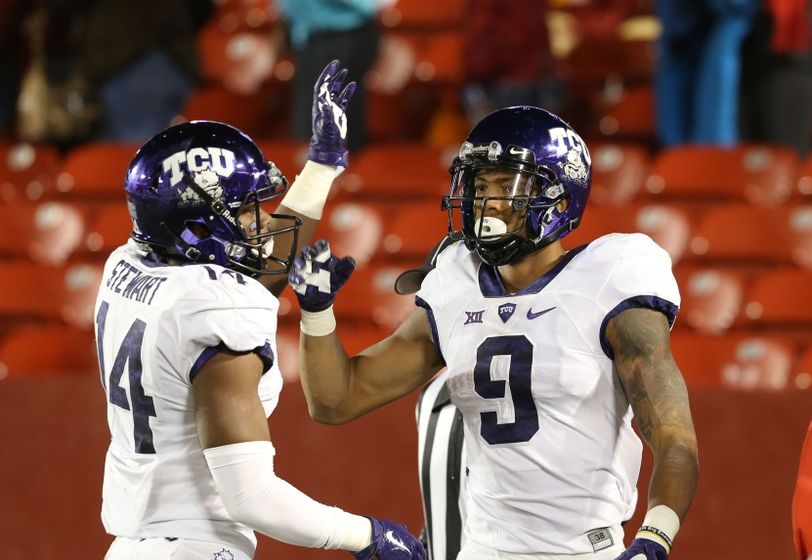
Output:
[351,517,426,560]
[613,538,669,560]
[289,239,356,312]
[307,59,356,169]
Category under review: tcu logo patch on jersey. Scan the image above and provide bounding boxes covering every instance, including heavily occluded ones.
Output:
[498,303,516,323]
[162,147,237,188]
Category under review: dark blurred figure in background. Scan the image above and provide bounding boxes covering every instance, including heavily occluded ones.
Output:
[14,0,100,147]
[740,0,812,157]
[81,0,210,142]
[655,0,760,147]
[460,0,562,126]
[277,0,380,152]
[0,0,27,138]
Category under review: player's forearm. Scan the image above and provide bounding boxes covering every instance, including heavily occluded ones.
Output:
[646,431,699,521]
[298,330,360,424]
[259,161,340,295]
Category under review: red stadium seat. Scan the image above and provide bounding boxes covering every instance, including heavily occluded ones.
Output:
[670,332,796,391]
[0,262,102,329]
[414,32,463,84]
[0,142,61,202]
[564,203,693,264]
[646,144,799,204]
[744,268,812,327]
[597,86,655,142]
[0,325,98,378]
[254,139,308,181]
[83,203,131,256]
[56,142,139,199]
[380,200,448,260]
[337,142,452,199]
[180,86,272,138]
[561,37,655,91]
[334,263,421,331]
[0,201,88,265]
[793,346,812,391]
[675,267,746,334]
[365,88,441,143]
[314,202,388,268]
[689,204,812,267]
[379,0,465,30]
[796,154,812,200]
[793,422,812,559]
[588,142,650,205]
[377,31,463,86]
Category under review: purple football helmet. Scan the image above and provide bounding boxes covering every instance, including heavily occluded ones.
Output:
[442,106,592,266]
[125,120,301,276]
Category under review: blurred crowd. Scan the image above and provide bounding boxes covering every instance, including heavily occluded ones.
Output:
[0,0,810,155]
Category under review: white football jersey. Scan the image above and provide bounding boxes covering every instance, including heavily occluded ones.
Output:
[415,233,680,555]
[95,240,283,554]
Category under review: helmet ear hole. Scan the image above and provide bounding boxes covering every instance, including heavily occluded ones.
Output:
[186,222,211,239]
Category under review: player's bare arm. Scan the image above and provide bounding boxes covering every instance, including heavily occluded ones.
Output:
[300,306,444,424]
[607,307,699,521]
[193,350,270,448]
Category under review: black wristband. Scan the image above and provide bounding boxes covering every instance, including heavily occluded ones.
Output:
[639,525,674,549]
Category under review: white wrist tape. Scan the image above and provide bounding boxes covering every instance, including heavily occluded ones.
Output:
[204,441,371,551]
[280,160,339,219]
[300,307,337,337]
[636,504,680,552]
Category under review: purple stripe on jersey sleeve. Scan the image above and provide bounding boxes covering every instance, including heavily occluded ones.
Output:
[190,346,220,382]
[415,296,446,366]
[599,296,680,360]
[254,341,275,372]
[189,341,275,382]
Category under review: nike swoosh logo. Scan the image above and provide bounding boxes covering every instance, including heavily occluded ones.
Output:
[384,530,410,552]
[527,306,556,320]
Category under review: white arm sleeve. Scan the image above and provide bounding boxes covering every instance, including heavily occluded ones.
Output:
[204,441,371,551]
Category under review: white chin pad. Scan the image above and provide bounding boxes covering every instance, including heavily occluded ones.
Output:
[249,238,276,260]
[474,217,508,237]
[261,238,275,258]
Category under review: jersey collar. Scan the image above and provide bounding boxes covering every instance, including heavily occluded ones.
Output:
[478,243,589,297]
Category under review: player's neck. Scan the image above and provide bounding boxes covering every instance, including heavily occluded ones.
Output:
[496,242,567,293]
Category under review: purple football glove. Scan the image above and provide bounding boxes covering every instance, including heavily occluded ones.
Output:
[614,538,669,560]
[289,239,356,312]
[352,517,426,560]
[307,59,357,169]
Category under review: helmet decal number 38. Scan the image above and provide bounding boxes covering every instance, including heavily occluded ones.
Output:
[473,334,540,445]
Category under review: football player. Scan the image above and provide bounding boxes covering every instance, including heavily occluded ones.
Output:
[96,60,425,560]
[290,106,699,559]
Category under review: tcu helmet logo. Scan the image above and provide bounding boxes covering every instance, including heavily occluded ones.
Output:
[548,126,590,185]
[162,147,237,188]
